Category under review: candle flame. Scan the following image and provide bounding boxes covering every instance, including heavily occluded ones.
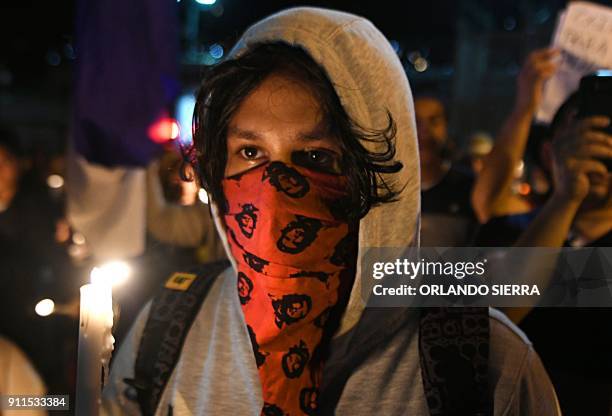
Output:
[90,261,131,287]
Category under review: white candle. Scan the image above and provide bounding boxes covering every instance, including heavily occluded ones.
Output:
[75,281,114,416]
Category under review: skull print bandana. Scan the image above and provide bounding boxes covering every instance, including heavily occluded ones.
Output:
[222,161,357,416]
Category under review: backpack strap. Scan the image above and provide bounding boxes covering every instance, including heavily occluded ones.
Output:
[419,307,492,416]
[319,307,491,416]
[124,260,230,416]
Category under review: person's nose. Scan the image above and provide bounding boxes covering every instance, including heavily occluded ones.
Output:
[266,146,294,166]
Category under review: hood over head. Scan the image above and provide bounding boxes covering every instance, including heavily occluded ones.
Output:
[209,6,420,337]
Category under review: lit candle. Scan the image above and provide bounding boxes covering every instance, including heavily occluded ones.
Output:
[75,279,114,415]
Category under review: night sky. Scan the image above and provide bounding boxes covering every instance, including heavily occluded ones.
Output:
[0,0,576,85]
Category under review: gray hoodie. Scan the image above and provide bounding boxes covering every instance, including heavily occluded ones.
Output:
[102,7,560,416]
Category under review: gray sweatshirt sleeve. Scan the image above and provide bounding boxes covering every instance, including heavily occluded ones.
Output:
[506,346,562,416]
[101,302,152,416]
[489,309,561,416]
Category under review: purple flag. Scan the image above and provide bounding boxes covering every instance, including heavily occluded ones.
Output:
[73,0,180,167]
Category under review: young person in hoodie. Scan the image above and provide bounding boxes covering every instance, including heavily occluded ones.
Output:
[102,8,560,416]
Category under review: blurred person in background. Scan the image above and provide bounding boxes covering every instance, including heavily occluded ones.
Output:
[0,128,20,214]
[146,148,225,263]
[0,126,76,396]
[469,130,533,217]
[479,93,612,415]
[514,94,612,248]
[472,48,559,223]
[0,336,47,416]
[466,131,493,175]
[415,94,479,246]
[0,126,68,273]
[111,147,227,343]
[463,45,612,414]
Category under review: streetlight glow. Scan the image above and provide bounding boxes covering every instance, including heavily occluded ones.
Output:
[35,299,55,317]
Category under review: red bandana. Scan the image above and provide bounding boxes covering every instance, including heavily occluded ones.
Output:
[222,161,356,416]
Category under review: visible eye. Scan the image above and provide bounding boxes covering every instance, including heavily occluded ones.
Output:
[308,150,332,164]
[292,149,341,174]
[239,146,263,160]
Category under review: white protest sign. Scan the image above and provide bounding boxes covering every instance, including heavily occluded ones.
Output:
[536,1,612,123]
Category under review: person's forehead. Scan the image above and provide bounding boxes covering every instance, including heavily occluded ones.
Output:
[234,73,322,122]
[227,72,338,148]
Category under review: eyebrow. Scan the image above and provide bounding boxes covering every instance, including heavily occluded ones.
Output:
[227,122,331,142]
[297,127,330,141]
[227,126,262,141]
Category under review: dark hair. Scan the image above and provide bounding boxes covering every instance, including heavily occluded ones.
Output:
[189,42,402,221]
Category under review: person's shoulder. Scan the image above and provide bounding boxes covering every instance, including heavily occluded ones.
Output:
[0,336,20,363]
[0,336,15,351]
[0,336,47,396]
[0,336,31,364]
[103,263,232,415]
[489,307,531,346]
[488,307,533,385]
[488,308,561,416]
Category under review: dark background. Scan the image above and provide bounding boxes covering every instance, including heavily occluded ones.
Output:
[4,0,606,158]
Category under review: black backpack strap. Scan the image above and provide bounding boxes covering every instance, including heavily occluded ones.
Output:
[419,307,492,416]
[319,307,491,416]
[124,260,230,416]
